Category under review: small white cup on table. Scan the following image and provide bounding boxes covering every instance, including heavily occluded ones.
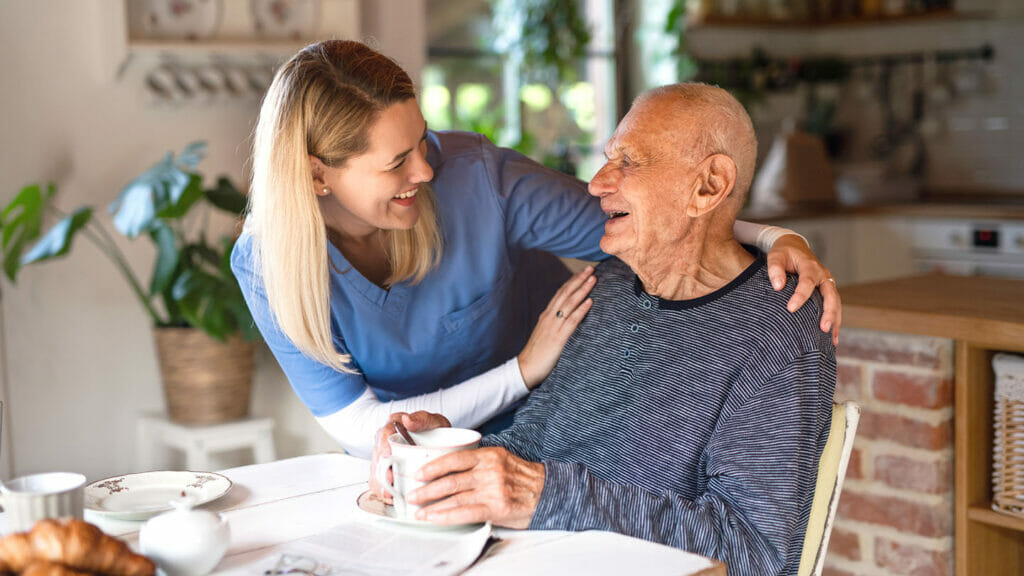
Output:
[0,471,86,534]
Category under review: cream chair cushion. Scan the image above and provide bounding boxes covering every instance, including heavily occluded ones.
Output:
[798,401,861,576]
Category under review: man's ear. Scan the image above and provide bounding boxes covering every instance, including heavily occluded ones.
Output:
[309,155,330,196]
[685,154,737,217]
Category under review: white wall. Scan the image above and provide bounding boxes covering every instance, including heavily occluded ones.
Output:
[360,0,427,85]
[0,1,425,482]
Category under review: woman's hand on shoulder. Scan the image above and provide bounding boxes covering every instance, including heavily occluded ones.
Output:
[517,266,596,389]
[765,234,842,346]
[370,411,452,502]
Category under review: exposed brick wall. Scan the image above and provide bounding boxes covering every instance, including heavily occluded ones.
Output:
[826,328,955,576]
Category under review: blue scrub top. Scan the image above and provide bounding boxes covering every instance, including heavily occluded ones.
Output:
[231,131,607,417]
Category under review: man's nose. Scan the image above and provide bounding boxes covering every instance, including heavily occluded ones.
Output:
[588,164,617,197]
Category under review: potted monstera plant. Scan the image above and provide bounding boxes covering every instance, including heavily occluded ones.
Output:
[1,142,259,424]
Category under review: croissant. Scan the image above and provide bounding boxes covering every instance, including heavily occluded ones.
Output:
[0,532,33,573]
[21,561,92,576]
[0,519,155,576]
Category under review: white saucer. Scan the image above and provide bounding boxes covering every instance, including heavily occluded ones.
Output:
[85,470,232,521]
[355,490,485,532]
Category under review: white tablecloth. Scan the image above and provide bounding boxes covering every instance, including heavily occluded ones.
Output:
[21,454,726,575]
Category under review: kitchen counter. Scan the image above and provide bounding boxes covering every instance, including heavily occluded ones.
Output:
[841,273,1024,347]
[839,273,1024,576]
[741,201,1024,224]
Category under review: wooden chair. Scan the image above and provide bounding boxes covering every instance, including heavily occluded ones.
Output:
[798,401,861,576]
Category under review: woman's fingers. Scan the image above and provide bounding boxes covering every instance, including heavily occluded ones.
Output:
[402,411,451,432]
[818,277,842,346]
[563,298,593,333]
[764,246,790,292]
[763,235,843,345]
[517,267,597,389]
[559,268,596,315]
[546,266,594,318]
[787,274,817,313]
[370,412,408,501]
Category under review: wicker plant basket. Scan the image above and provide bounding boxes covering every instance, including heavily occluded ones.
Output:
[993,352,1024,517]
[154,327,256,425]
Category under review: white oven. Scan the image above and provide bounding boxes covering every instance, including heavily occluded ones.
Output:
[912,219,1024,279]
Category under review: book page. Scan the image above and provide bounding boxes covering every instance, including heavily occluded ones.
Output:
[216,520,492,576]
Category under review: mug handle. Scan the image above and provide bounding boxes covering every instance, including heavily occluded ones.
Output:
[374,456,402,508]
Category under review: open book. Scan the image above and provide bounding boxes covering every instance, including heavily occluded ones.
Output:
[217,520,492,576]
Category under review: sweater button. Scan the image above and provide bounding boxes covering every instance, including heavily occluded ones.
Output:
[630,324,639,333]
[624,349,631,359]
[641,300,651,309]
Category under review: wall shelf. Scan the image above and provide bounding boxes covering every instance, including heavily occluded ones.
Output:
[126,39,313,57]
[100,0,360,80]
[690,9,964,30]
[967,506,1024,533]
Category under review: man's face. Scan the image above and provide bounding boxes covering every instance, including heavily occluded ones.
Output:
[588,99,697,268]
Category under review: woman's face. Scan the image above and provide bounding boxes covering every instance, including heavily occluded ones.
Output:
[313,99,433,237]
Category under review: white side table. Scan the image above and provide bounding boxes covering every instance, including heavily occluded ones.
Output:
[137,414,276,471]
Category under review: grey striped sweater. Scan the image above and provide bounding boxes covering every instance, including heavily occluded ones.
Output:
[483,251,836,575]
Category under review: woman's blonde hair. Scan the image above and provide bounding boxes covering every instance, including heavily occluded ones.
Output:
[247,40,442,373]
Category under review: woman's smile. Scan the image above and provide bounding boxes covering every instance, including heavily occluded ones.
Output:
[391,186,419,206]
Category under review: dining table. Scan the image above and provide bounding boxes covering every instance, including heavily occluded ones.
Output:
[12,453,727,575]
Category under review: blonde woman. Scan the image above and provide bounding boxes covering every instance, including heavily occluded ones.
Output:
[232,40,842,458]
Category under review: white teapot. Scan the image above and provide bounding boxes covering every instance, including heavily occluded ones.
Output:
[139,496,230,576]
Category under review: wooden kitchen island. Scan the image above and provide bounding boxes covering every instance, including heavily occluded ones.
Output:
[842,274,1024,575]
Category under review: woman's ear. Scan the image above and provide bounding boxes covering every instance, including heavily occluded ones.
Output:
[686,154,737,217]
[309,155,330,196]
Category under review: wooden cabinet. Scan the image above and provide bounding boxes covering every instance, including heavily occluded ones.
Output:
[772,215,919,285]
[774,217,856,284]
[957,342,1024,575]
[843,275,1024,574]
[849,216,915,283]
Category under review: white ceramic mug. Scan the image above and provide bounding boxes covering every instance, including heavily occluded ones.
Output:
[374,427,481,520]
[0,471,86,534]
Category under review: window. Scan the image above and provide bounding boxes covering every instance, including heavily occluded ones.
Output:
[423,0,617,180]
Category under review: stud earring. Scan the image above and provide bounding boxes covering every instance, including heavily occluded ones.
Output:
[322,187,329,195]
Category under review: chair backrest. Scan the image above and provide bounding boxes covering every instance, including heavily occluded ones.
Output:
[798,401,861,576]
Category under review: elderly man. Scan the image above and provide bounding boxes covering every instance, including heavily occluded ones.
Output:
[374,83,836,576]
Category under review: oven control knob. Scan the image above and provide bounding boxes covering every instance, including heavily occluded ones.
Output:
[950,232,965,247]
[1016,235,1024,249]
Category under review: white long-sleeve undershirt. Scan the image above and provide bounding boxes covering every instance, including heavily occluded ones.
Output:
[315,357,528,458]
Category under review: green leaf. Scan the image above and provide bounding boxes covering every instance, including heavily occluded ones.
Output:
[172,269,232,340]
[228,298,260,341]
[21,207,93,266]
[149,223,180,295]
[171,269,207,328]
[160,287,187,327]
[110,169,162,238]
[157,174,203,219]
[110,142,207,237]
[204,177,247,215]
[218,236,236,276]
[0,184,50,281]
[665,0,685,34]
[177,141,207,171]
[182,241,220,271]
